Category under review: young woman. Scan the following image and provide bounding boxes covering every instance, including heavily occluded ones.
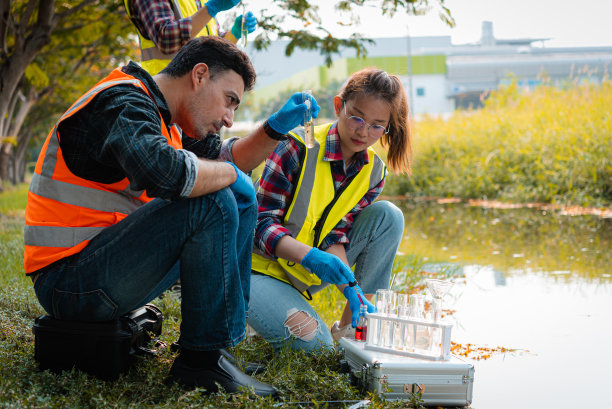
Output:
[248,68,412,352]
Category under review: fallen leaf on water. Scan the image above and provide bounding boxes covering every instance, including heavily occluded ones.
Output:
[450,341,529,360]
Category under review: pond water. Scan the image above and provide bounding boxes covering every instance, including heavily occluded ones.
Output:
[393,201,612,409]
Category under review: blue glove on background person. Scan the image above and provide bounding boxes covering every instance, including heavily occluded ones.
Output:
[231,11,257,39]
[301,248,355,285]
[267,92,321,135]
[226,161,256,209]
[343,285,375,327]
[205,0,240,18]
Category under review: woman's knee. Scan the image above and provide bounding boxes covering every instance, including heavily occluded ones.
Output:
[282,308,334,353]
[371,200,405,236]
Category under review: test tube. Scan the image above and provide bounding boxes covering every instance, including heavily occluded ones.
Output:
[372,289,386,346]
[384,290,397,347]
[375,289,387,313]
[408,294,422,350]
[366,314,378,346]
[237,3,248,49]
[302,90,315,148]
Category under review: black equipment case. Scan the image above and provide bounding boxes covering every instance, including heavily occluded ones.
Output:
[32,303,163,381]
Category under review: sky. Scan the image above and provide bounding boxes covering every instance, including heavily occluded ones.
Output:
[242,0,612,48]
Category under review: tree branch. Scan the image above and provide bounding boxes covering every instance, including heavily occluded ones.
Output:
[8,89,36,138]
[0,0,9,56]
[18,0,37,40]
[52,0,97,26]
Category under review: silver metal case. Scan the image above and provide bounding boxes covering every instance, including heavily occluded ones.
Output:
[339,338,474,407]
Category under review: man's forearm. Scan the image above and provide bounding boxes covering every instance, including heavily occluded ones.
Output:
[188,159,236,198]
[230,125,281,172]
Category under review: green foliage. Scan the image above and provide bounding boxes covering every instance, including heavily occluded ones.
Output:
[385,80,612,207]
[253,0,454,66]
[24,63,50,88]
[20,1,137,150]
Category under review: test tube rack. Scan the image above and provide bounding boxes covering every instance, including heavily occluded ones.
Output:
[364,312,453,361]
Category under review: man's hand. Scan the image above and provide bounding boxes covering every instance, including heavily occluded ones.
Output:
[231,12,257,39]
[267,92,321,135]
[205,0,240,18]
[343,285,375,327]
[226,162,256,209]
[301,248,355,285]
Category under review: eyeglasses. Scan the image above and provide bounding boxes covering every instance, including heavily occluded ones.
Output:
[343,103,389,139]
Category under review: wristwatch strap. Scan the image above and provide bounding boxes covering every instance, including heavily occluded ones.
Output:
[263,120,287,141]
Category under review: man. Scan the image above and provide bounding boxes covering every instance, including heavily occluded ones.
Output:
[24,36,318,396]
[125,0,257,75]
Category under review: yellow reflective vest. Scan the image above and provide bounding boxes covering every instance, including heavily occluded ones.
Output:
[124,0,219,75]
[251,123,386,297]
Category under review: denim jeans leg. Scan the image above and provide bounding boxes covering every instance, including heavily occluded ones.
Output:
[33,188,250,351]
[175,189,256,351]
[345,200,405,294]
[247,274,334,353]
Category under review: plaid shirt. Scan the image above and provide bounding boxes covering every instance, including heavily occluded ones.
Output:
[57,62,234,201]
[129,0,220,55]
[255,123,386,257]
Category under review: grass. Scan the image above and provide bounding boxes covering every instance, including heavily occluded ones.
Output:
[0,185,457,408]
[384,78,612,208]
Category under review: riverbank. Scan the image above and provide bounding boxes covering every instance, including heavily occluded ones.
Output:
[382,195,612,219]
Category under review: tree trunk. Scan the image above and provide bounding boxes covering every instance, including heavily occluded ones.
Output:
[0,143,12,182]
[0,0,55,185]
[0,88,38,185]
[13,129,32,184]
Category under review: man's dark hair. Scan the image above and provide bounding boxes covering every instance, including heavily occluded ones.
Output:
[161,36,256,91]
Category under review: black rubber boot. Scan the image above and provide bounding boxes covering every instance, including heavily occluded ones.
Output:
[168,352,278,398]
[170,343,267,376]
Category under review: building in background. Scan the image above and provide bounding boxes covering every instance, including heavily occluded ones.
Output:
[247,21,612,117]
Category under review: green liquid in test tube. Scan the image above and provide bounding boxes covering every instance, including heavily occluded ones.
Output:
[302,89,315,148]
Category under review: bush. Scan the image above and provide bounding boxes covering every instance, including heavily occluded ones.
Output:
[385,79,612,207]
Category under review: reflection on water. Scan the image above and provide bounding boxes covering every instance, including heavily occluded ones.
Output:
[449,266,612,408]
[394,201,611,281]
[391,201,612,408]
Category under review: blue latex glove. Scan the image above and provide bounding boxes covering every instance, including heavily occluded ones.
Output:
[267,92,321,135]
[226,162,256,209]
[205,0,240,18]
[301,248,355,285]
[343,285,375,327]
[231,11,257,39]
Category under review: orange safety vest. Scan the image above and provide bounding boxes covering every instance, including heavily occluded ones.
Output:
[24,68,183,274]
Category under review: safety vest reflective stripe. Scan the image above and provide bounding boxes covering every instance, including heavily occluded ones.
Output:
[28,173,145,214]
[24,225,105,248]
[40,79,143,177]
[283,127,320,237]
[24,69,179,274]
[284,127,385,245]
[251,123,386,293]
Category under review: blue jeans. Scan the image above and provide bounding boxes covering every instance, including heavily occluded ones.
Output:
[246,200,404,353]
[33,188,256,351]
